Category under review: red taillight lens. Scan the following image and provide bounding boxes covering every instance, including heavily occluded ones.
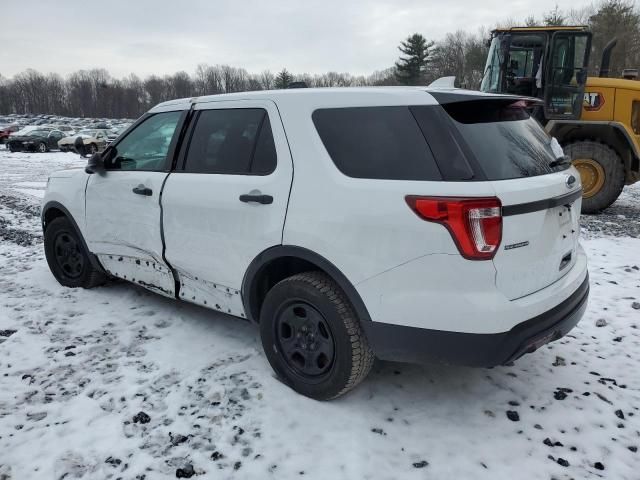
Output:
[406,196,502,260]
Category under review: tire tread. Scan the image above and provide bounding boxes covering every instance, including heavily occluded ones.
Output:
[274,271,374,399]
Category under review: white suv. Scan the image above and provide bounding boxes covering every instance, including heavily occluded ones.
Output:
[41,87,589,400]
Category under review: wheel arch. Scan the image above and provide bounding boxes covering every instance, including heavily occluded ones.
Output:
[241,246,372,325]
[41,201,105,273]
[547,120,640,184]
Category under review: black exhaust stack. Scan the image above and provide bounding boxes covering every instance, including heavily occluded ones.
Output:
[599,38,618,78]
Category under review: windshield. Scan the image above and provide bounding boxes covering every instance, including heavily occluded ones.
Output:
[480,37,503,93]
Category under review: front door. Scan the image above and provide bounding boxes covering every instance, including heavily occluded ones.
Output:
[84,109,185,297]
[544,31,591,119]
[161,100,293,316]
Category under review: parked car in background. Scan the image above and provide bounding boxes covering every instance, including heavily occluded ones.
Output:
[106,125,129,144]
[10,126,54,138]
[58,129,109,153]
[55,125,76,135]
[6,129,65,152]
[0,125,19,144]
[41,87,589,400]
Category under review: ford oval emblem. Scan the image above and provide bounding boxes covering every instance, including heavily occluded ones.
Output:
[566,175,577,189]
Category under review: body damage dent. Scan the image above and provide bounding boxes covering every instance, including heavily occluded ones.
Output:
[97,254,175,298]
[355,252,459,286]
[177,269,246,318]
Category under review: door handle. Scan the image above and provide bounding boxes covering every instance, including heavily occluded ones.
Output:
[239,193,273,204]
[132,184,152,196]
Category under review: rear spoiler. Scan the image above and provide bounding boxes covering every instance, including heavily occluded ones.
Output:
[428,91,543,108]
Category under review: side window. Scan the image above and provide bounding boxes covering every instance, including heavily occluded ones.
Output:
[251,116,277,174]
[184,108,276,175]
[312,107,442,181]
[105,111,182,171]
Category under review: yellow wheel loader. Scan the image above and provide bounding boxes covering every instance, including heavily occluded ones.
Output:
[480,26,640,213]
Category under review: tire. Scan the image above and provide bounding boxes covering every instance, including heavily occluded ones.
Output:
[564,140,625,214]
[8,143,20,152]
[89,143,98,154]
[44,217,105,289]
[37,142,48,153]
[259,271,374,400]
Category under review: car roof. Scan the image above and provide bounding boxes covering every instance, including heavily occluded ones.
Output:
[148,86,525,113]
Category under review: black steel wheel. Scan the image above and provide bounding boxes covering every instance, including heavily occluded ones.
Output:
[274,301,336,381]
[260,271,374,400]
[44,217,105,288]
[53,231,84,279]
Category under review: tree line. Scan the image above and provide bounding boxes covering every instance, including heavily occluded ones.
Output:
[0,0,638,118]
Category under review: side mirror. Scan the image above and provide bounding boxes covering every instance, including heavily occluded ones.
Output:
[85,152,105,175]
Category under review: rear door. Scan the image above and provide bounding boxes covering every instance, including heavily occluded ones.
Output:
[162,99,293,316]
[426,97,582,300]
[84,108,186,297]
[491,173,581,300]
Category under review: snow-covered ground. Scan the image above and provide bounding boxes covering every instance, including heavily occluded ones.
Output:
[0,148,639,480]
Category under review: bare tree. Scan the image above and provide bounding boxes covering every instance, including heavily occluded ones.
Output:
[2,4,640,118]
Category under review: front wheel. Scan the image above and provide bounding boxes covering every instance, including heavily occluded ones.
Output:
[44,217,105,288]
[37,142,48,153]
[565,140,625,214]
[259,271,374,400]
[88,143,98,154]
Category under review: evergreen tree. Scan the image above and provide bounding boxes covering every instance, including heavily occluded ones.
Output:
[589,0,640,76]
[275,69,293,89]
[394,34,433,85]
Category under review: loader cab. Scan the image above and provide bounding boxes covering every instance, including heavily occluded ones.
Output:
[480,27,592,121]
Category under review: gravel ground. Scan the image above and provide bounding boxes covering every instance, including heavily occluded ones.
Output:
[0,148,639,480]
[580,184,640,238]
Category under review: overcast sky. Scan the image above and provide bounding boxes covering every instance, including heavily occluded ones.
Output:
[1,0,594,79]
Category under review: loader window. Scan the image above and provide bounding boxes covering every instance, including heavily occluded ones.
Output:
[480,37,503,93]
[544,32,590,118]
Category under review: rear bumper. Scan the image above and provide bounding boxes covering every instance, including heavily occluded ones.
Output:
[361,273,589,367]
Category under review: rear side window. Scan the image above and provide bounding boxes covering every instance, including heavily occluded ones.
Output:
[312,107,442,181]
[437,100,563,180]
[184,108,276,175]
[251,116,277,175]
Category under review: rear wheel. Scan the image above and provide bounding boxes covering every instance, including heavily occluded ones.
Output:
[565,140,625,214]
[8,143,20,152]
[44,217,105,288]
[259,271,374,400]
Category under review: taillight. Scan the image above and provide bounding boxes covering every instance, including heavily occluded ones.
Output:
[405,196,502,260]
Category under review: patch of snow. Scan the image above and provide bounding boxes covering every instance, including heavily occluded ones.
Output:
[11,188,45,199]
[0,149,639,479]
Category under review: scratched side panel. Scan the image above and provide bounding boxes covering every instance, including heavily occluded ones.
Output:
[97,254,175,298]
[177,270,246,318]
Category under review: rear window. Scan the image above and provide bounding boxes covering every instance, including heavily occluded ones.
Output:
[438,100,564,180]
[312,107,442,181]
